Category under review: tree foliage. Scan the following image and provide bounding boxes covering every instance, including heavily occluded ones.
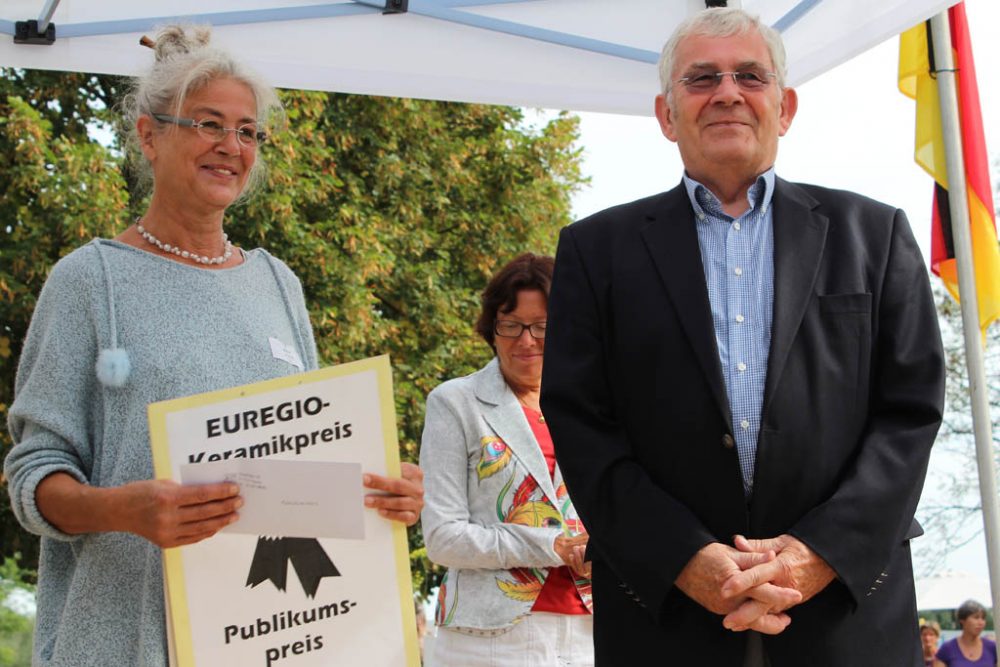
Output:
[914,280,1000,575]
[0,555,35,667]
[0,69,584,598]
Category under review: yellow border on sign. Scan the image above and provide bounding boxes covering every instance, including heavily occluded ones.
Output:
[375,357,422,667]
[148,355,420,667]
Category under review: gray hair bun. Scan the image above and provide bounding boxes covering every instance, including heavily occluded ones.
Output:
[153,24,212,63]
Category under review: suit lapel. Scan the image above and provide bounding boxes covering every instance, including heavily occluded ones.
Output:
[640,185,732,427]
[475,359,559,504]
[763,179,829,414]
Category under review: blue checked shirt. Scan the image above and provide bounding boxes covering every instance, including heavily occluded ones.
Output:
[684,170,775,497]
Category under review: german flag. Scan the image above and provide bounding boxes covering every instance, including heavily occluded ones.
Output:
[899,2,1000,336]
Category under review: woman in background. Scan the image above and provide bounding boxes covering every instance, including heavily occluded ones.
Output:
[922,620,942,666]
[934,600,997,667]
[420,253,593,666]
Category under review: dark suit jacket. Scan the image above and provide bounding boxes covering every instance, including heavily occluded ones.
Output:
[540,178,945,666]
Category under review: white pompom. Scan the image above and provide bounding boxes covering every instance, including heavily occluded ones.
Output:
[96,349,131,388]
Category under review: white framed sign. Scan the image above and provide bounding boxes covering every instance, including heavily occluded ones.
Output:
[148,355,420,667]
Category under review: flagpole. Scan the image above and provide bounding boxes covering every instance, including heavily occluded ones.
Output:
[930,10,1000,641]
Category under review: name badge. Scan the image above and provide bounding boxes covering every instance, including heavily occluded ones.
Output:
[268,336,304,370]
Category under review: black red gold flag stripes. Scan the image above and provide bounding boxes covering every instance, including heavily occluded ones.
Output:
[899,2,1000,335]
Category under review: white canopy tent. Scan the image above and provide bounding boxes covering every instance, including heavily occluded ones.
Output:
[916,571,993,612]
[0,0,955,116]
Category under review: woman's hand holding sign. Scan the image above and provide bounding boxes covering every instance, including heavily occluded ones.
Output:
[36,472,243,548]
[363,461,425,526]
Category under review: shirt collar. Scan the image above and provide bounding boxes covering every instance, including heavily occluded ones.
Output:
[683,168,776,221]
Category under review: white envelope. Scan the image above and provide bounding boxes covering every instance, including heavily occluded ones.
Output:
[179,459,365,539]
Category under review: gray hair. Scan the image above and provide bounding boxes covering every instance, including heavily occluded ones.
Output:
[956,599,988,622]
[657,7,788,98]
[121,24,282,202]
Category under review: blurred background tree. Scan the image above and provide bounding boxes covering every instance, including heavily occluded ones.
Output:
[914,279,1000,576]
[0,69,585,600]
[0,555,35,667]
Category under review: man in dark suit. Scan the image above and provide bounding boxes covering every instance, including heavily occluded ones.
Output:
[540,7,945,666]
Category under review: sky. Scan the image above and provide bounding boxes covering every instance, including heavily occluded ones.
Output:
[566,0,999,585]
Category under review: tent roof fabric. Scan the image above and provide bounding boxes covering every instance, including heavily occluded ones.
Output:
[916,571,994,612]
[0,0,957,115]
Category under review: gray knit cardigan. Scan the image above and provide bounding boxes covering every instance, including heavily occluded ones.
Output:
[5,240,318,666]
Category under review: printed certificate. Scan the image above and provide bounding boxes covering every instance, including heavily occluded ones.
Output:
[148,355,419,667]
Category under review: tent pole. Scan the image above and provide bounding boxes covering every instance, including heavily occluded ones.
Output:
[36,0,61,33]
[929,11,1000,643]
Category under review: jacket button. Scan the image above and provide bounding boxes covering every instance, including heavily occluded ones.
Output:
[721,434,735,449]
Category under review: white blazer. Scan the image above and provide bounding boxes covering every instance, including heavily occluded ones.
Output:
[420,358,592,630]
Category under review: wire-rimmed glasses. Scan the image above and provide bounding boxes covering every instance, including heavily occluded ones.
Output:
[151,113,267,147]
[676,70,776,93]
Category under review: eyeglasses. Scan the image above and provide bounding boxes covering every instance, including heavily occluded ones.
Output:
[676,70,776,93]
[151,113,267,147]
[494,320,547,339]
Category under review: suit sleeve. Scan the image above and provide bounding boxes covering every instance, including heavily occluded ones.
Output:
[541,225,717,619]
[789,208,945,606]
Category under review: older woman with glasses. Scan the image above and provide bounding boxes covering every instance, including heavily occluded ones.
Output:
[420,253,594,666]
[4,25,422,667]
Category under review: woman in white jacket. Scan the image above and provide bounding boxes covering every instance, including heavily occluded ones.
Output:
[420,253,594,667]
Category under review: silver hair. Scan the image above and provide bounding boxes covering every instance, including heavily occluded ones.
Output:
[657,7,788,99]
[121,24,283,202]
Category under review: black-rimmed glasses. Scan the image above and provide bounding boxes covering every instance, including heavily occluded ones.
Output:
[676,70,776,92]
[494,320,547,339]
[151,113,268,147]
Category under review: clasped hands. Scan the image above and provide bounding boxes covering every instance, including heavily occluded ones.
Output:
[554,533,592,578]
[675,534,835,635]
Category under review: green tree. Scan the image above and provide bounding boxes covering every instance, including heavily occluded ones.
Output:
[914,282,1000,575]
[0,556,35,666]
[0,70,585,598]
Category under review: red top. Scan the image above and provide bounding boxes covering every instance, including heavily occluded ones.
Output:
[521,405,590,615]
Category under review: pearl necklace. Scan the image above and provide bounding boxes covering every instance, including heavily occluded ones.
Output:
[136,222,233,265]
